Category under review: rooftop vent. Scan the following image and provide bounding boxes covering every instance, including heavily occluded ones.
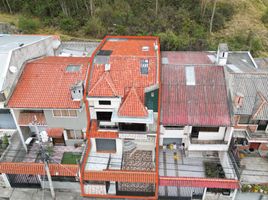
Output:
[105,64,111,71]
[142,46,149,51]
[70,81,84,101]
[66,64,81,72]
[185,66,195,86]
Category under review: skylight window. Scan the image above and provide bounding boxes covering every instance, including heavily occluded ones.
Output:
[185,66,195,86]
[66,65,81,72]
[140,59,149,75]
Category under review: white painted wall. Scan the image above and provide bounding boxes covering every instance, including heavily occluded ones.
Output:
[188,144,228,151]
[198,127,226,140]
[159,125,187,146]
[84,184,106,195]
[219,151,237,180]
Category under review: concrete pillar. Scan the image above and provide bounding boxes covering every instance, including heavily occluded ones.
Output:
[10,109,27,152]
[202,187,207,200]
[231,189,238,200]
[2,173,11,188]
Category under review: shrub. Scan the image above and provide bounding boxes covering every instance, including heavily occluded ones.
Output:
[59,17,79,33]
[261,9,268,24]
[83,17,106,38]
[18,17,40,33]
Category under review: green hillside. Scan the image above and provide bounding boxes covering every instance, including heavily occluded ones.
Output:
[1,0,268,56]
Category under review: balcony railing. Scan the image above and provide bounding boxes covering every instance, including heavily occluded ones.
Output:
[84,170,156,183]
[191,138,228,145]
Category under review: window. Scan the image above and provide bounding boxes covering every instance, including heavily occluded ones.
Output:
[99,100,111,105]
[239,115,251,124]
[119,123,146,132]
[66,130,83,139]
[96,139,116,152]
[164,126,184,130]
[66,65,81,72]
[53,110,77,117]
[96,112,112,121]
[140,59,149,74]
[257,120,268,131]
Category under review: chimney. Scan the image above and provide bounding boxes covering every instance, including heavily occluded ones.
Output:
[234,92,244,108]
[216,43,228,66]
[70,81,84,101]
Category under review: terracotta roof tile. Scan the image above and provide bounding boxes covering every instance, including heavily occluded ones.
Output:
[47,128,64,138]
[88,72,118,97]
[18,112,46,126]
[118,87,148,117]
[88,37,159,117]
[8,57,89,109]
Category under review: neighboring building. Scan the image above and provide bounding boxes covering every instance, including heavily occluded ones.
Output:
[80,36,160,199]
[159,51,239,199]
[0,34,60,145]
[8,56,89,147]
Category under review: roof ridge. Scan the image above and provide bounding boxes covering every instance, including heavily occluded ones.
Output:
[118,86,148,117]
[252,92,267,119]
[88,71,118,96]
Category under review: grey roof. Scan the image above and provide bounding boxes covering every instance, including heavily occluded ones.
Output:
[0,34,50,91]
[226,52,258,73]
[254,58,268,72]
[229,73,268,119]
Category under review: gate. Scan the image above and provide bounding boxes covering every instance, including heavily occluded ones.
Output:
[7,174,41,188]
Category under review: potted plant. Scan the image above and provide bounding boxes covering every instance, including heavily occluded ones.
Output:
[2,135,9,149]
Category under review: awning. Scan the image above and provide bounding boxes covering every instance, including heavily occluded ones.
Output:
[46,128,64,138]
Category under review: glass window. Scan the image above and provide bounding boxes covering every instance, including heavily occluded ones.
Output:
[140,59,149,75]
[69,110,77,117]
[53,110,61,116]
[99,100,111,105]
[61,110,69,116]
[239,115,251,124]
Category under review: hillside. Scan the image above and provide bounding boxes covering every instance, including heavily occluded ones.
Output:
[1,0,268,57]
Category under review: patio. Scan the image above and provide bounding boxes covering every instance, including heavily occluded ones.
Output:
[118,149,155,193]
[22,141,83,164]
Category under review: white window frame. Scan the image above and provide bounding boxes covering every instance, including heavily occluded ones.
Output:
[52,109,78,118]
[66,129,83,139]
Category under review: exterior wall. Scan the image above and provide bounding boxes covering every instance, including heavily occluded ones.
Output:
[84,184,107,195]
[44,107,87,130]
[188,144,229,151]
[43,181,80,192]
[4,37,56,98]
[0,109,16,130]
[198,127,226,141]
[88,97,121,120]
[145,88,158,112]
[159,125,187,146]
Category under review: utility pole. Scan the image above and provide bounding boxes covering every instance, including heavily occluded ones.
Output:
[33,116,55,200]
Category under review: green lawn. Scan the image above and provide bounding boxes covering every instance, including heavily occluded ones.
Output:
[61,152,82,164]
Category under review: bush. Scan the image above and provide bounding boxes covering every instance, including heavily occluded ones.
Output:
[18,17,40,33]
[83,17,106,38]
[59,17,79,33]
[261,9,268,24]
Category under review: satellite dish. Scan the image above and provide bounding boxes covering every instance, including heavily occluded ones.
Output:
[52,40,61,49]
[40,131,49,143]
[9,66,18,74]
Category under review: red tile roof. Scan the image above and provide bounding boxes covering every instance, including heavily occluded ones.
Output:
[88,37,159,117]
[18,112,46,126]
[162,60,231,126]
[161,51,212,65]
[118,87,148,117]
[159,176,239,189]
[8,57,89,109]
[47,128,64,138]
[88,72,118,97]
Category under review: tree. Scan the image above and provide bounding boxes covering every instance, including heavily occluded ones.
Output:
[210,0,217,34]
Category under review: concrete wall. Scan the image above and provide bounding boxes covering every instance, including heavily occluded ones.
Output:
[44,107,87,130]
[159,125,187,146]
[4,36,56,97]
[198,127,226,141]
[88,97,121,120]
[42,181,80,192]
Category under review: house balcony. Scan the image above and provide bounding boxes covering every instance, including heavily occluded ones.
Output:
[80,139,156,197]
[158,148,239,198]
[189,138,229,151]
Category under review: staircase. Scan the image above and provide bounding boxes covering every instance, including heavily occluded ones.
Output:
[123,140,137,152]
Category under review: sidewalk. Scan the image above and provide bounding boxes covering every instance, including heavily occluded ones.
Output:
[0,187,106,200]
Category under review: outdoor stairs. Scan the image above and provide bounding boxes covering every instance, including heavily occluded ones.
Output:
[123,140,137,152]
